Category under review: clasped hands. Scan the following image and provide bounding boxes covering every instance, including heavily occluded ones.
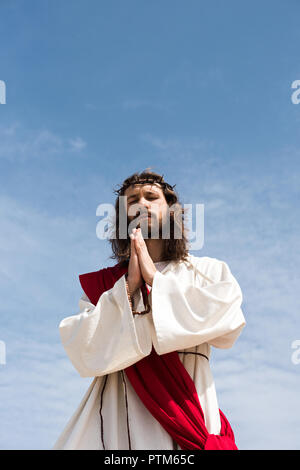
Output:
[127,227,157,297]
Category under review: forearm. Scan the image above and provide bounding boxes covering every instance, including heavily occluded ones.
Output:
[59,274,152,377]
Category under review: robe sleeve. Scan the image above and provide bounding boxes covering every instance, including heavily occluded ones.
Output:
[58,274,152,377]
[149,258,246,355]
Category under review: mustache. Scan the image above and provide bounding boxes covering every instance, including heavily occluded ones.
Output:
[129,211,155,220]
[128,212,159,232]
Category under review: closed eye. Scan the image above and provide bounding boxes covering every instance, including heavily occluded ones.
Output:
[128,195,158,204]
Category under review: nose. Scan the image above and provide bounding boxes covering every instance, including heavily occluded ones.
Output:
[137,198,150,216]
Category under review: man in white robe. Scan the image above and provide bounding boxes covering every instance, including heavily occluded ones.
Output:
[53,172,246,450]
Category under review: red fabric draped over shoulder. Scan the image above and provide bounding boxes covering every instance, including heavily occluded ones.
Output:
[79,262,238,451]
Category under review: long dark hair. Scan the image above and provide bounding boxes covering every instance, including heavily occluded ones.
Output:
[108,169,190,267]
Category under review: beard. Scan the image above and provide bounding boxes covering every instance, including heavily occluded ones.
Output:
[127,206,175,241]
[136,212,172,240]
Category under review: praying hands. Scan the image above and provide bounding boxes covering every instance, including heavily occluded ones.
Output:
[127,227,157,296]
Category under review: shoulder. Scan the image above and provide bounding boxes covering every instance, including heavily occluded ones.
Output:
[78,262,128,306]
[183,254,232,283]
[79,262,127,285]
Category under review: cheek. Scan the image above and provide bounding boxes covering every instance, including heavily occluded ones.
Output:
[154,202,164,213]
[157,203,168,218]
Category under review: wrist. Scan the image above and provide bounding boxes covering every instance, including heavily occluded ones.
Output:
[125,276,150,316]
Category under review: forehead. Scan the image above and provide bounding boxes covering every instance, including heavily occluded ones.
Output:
[124,183,163,197]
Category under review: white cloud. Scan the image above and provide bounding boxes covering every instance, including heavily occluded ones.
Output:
[0,122,87,161]
[0,195,113,449]
[139,133,300,448]
[1,130,300,449]
[69,136,87,152]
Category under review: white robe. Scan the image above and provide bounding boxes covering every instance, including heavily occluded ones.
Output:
[53,254,246,450]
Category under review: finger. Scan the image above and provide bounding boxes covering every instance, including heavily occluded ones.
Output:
[132,239,137,255]
[134,227,142,240]
[131,233,140,258]
[130,234,136,250]
[131,228,139,241]
[134,236,141,252]
[130,227,138,240]
[136,229,146,249]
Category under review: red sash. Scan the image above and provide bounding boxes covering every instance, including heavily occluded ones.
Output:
[79,262,238,450]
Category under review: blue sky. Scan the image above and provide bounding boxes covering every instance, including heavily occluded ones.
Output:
[0,0,300,449]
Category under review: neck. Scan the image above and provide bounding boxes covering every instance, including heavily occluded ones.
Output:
[144,238,165,263]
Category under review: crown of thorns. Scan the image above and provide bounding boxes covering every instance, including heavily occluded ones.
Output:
[113,175,176,196]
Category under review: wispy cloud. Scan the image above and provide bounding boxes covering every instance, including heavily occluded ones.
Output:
[0,194,111,449]
[0,194,111,316]
[0,333,92,449]
[136,132,300,448]
[68,136,87,152]
[1,0,300,447]
[140,132,214,152]
[0,123,87,161]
